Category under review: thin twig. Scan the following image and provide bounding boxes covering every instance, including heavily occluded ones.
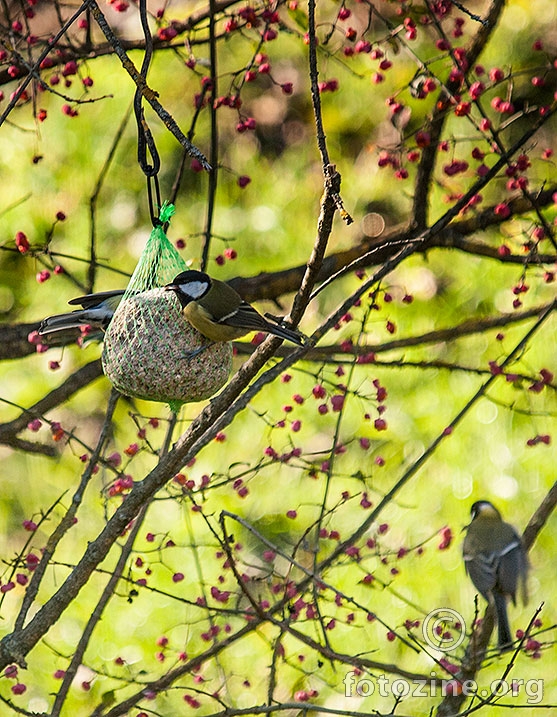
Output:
[52,413,176,712]
[86,0,210,169]
[13,390,120,642]
[0,1,90,129]
[412,0,507,228]
[200,0,220,272]
[89,106,133,293]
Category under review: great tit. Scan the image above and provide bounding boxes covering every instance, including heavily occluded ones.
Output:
[165,270,306,345]
[462,500,528,651]
[38,289,125,337]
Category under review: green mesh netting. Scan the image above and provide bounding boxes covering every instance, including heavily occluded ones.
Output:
[122,203,186,298]
[102,202,232,409]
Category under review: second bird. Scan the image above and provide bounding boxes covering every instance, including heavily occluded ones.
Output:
[165,270,306,345]
[462,500,528,651]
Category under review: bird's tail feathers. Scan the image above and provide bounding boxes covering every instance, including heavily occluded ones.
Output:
[493,591,513,651]
[264,313,311,346]
[39,312,90,336]
[38,306,114,336]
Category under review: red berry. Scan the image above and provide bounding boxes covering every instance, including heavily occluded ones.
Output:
[15,231,30,253]
[157,26,178,41]
[62,61,78,77]
[355,40,371,54]
[36,270,51,283]
[489,67,504,82]
[416,131,431,147]
[494,203,511,219]
[312,384,326,399]
[331,395,345,412]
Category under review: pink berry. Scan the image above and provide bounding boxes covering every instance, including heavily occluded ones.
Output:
[312,384,326,399]
[36,270,51,283]
[62,60,78,77]
[489,67,504,82]
[15,231,29,253]
[331,395,345,412]
[494,203,511,219]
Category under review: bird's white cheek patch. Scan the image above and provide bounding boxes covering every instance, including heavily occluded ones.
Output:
[180,281,208,299]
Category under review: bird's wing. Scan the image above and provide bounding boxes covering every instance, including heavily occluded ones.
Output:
[217,302,271,330]
[219,303,305,344]
[39,292,125,336]
[68,289,125,309]
[497,536,527,604]
[463,550,498,598]
[208,280,305,344]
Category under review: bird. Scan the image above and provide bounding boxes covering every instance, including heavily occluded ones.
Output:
[462,500,528,651]
[165,270,307,345]
[38,289,125,337]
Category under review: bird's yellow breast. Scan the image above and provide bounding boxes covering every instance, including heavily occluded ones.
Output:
[183,303,248,342]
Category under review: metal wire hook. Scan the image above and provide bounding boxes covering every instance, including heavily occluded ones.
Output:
[134,0,162,226]
[146,174,163,228]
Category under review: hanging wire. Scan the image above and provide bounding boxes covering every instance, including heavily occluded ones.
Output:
[134,0,162,227]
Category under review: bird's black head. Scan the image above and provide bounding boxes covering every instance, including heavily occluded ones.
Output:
[165,270,212,306]
[470,500,501,521]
